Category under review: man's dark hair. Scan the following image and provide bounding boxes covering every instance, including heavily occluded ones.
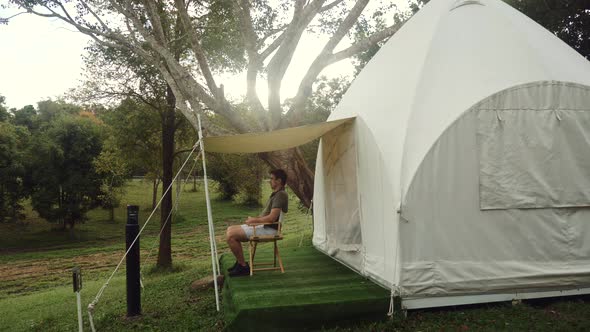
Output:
[270,169,287,187]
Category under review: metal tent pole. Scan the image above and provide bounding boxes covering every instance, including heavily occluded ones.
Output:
[197,114,220,311]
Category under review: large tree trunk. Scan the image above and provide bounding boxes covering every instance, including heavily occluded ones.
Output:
[260,147,314,208]
[157,85,176,268]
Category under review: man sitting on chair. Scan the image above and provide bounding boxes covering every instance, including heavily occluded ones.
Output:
[226,169,288,277]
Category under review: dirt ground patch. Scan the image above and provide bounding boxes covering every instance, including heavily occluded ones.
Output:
[0,251,128,298]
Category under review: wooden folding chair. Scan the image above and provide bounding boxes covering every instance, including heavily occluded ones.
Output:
[247,212,285,276]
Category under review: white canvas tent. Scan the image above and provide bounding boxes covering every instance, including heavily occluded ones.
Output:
[203,0,590,311]
[312,0,590,309]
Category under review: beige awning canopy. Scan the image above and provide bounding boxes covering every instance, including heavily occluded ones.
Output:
[203,117,355,153]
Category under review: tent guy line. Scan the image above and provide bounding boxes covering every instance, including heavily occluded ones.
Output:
[87,139,203,332]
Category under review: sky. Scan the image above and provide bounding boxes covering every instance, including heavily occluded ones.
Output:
[0,2,405,110]
[0,9,89,109]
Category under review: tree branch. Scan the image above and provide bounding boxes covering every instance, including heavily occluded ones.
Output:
[102,1,226,127]
[19,3,131,52]
[257,25,287,49]
[320,0,345,12]
[285,19,404,126]
[321,0,370,56]
[235,0,259,62]
[78,0,109,31]
[259,31,286,61]
[174,0,219,97]
[266,0,327,129]
[142,0,169,46]
[233,0,268,130]
[327,22,404,65]
[0,11,27,24]
[279,0,369,127]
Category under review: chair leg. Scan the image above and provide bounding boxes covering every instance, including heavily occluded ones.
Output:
[273,241,277,267]
[275,242,285,273]
[252,242,258,264]
[249,241,254,276]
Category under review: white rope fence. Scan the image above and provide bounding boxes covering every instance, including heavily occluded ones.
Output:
[87,140,201,332]
[140,150,202,289]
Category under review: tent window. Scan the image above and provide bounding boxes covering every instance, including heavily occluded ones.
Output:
[322,122,362,250]
[477,109,590,210]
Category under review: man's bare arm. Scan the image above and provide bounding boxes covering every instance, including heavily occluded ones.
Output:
[245,208,281,225]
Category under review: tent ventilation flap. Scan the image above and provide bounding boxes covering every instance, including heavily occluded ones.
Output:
[451,0,484,11]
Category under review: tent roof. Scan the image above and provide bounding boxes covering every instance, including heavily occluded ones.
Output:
[203,117,355,154]
[324,0,590,203]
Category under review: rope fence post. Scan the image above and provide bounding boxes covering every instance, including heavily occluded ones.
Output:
[72,267,83,332]
[197,114,220,312]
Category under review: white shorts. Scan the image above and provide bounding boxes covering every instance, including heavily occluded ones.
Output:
[241,224,278,239]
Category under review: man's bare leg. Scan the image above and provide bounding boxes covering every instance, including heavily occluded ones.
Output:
[226,225,248,266]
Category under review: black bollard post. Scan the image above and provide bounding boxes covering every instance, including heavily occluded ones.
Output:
[126,205,141,317]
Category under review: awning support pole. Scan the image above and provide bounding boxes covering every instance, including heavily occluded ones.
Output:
[197,114,220,312]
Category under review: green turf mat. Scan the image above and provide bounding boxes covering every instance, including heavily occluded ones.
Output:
[221,246,390,331]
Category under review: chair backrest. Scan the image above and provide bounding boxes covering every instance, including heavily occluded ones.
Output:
[278,211,285,234]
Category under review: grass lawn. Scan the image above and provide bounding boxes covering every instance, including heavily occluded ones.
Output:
[1,179,589,331]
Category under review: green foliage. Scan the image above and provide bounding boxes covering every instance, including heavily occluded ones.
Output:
[505,0,590,59]
[36,99,82,124]
[27,106,105,229]
[97,99,162,176]
[0,95,9,122]
[96,97,197,210]
[207,153,264,205]
[201,0,247,73]
[94,149,131,220]
[304,76,351,123]
[11,105,37,130]
[0,121,29,222]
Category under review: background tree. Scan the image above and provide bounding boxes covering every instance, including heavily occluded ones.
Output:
[505,0,589,59]
[95,96,196,267]
[96,99,164,209]
[75,37,200,267]
[27,102,105,230]
[0,96,10,122]
[9,0,415,208]
[207,152,264,205]
[11,105,37,131]
[93,148,130,222]
[0,96,29,222]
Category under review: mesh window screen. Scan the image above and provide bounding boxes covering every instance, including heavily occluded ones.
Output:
[322,123,362,251]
